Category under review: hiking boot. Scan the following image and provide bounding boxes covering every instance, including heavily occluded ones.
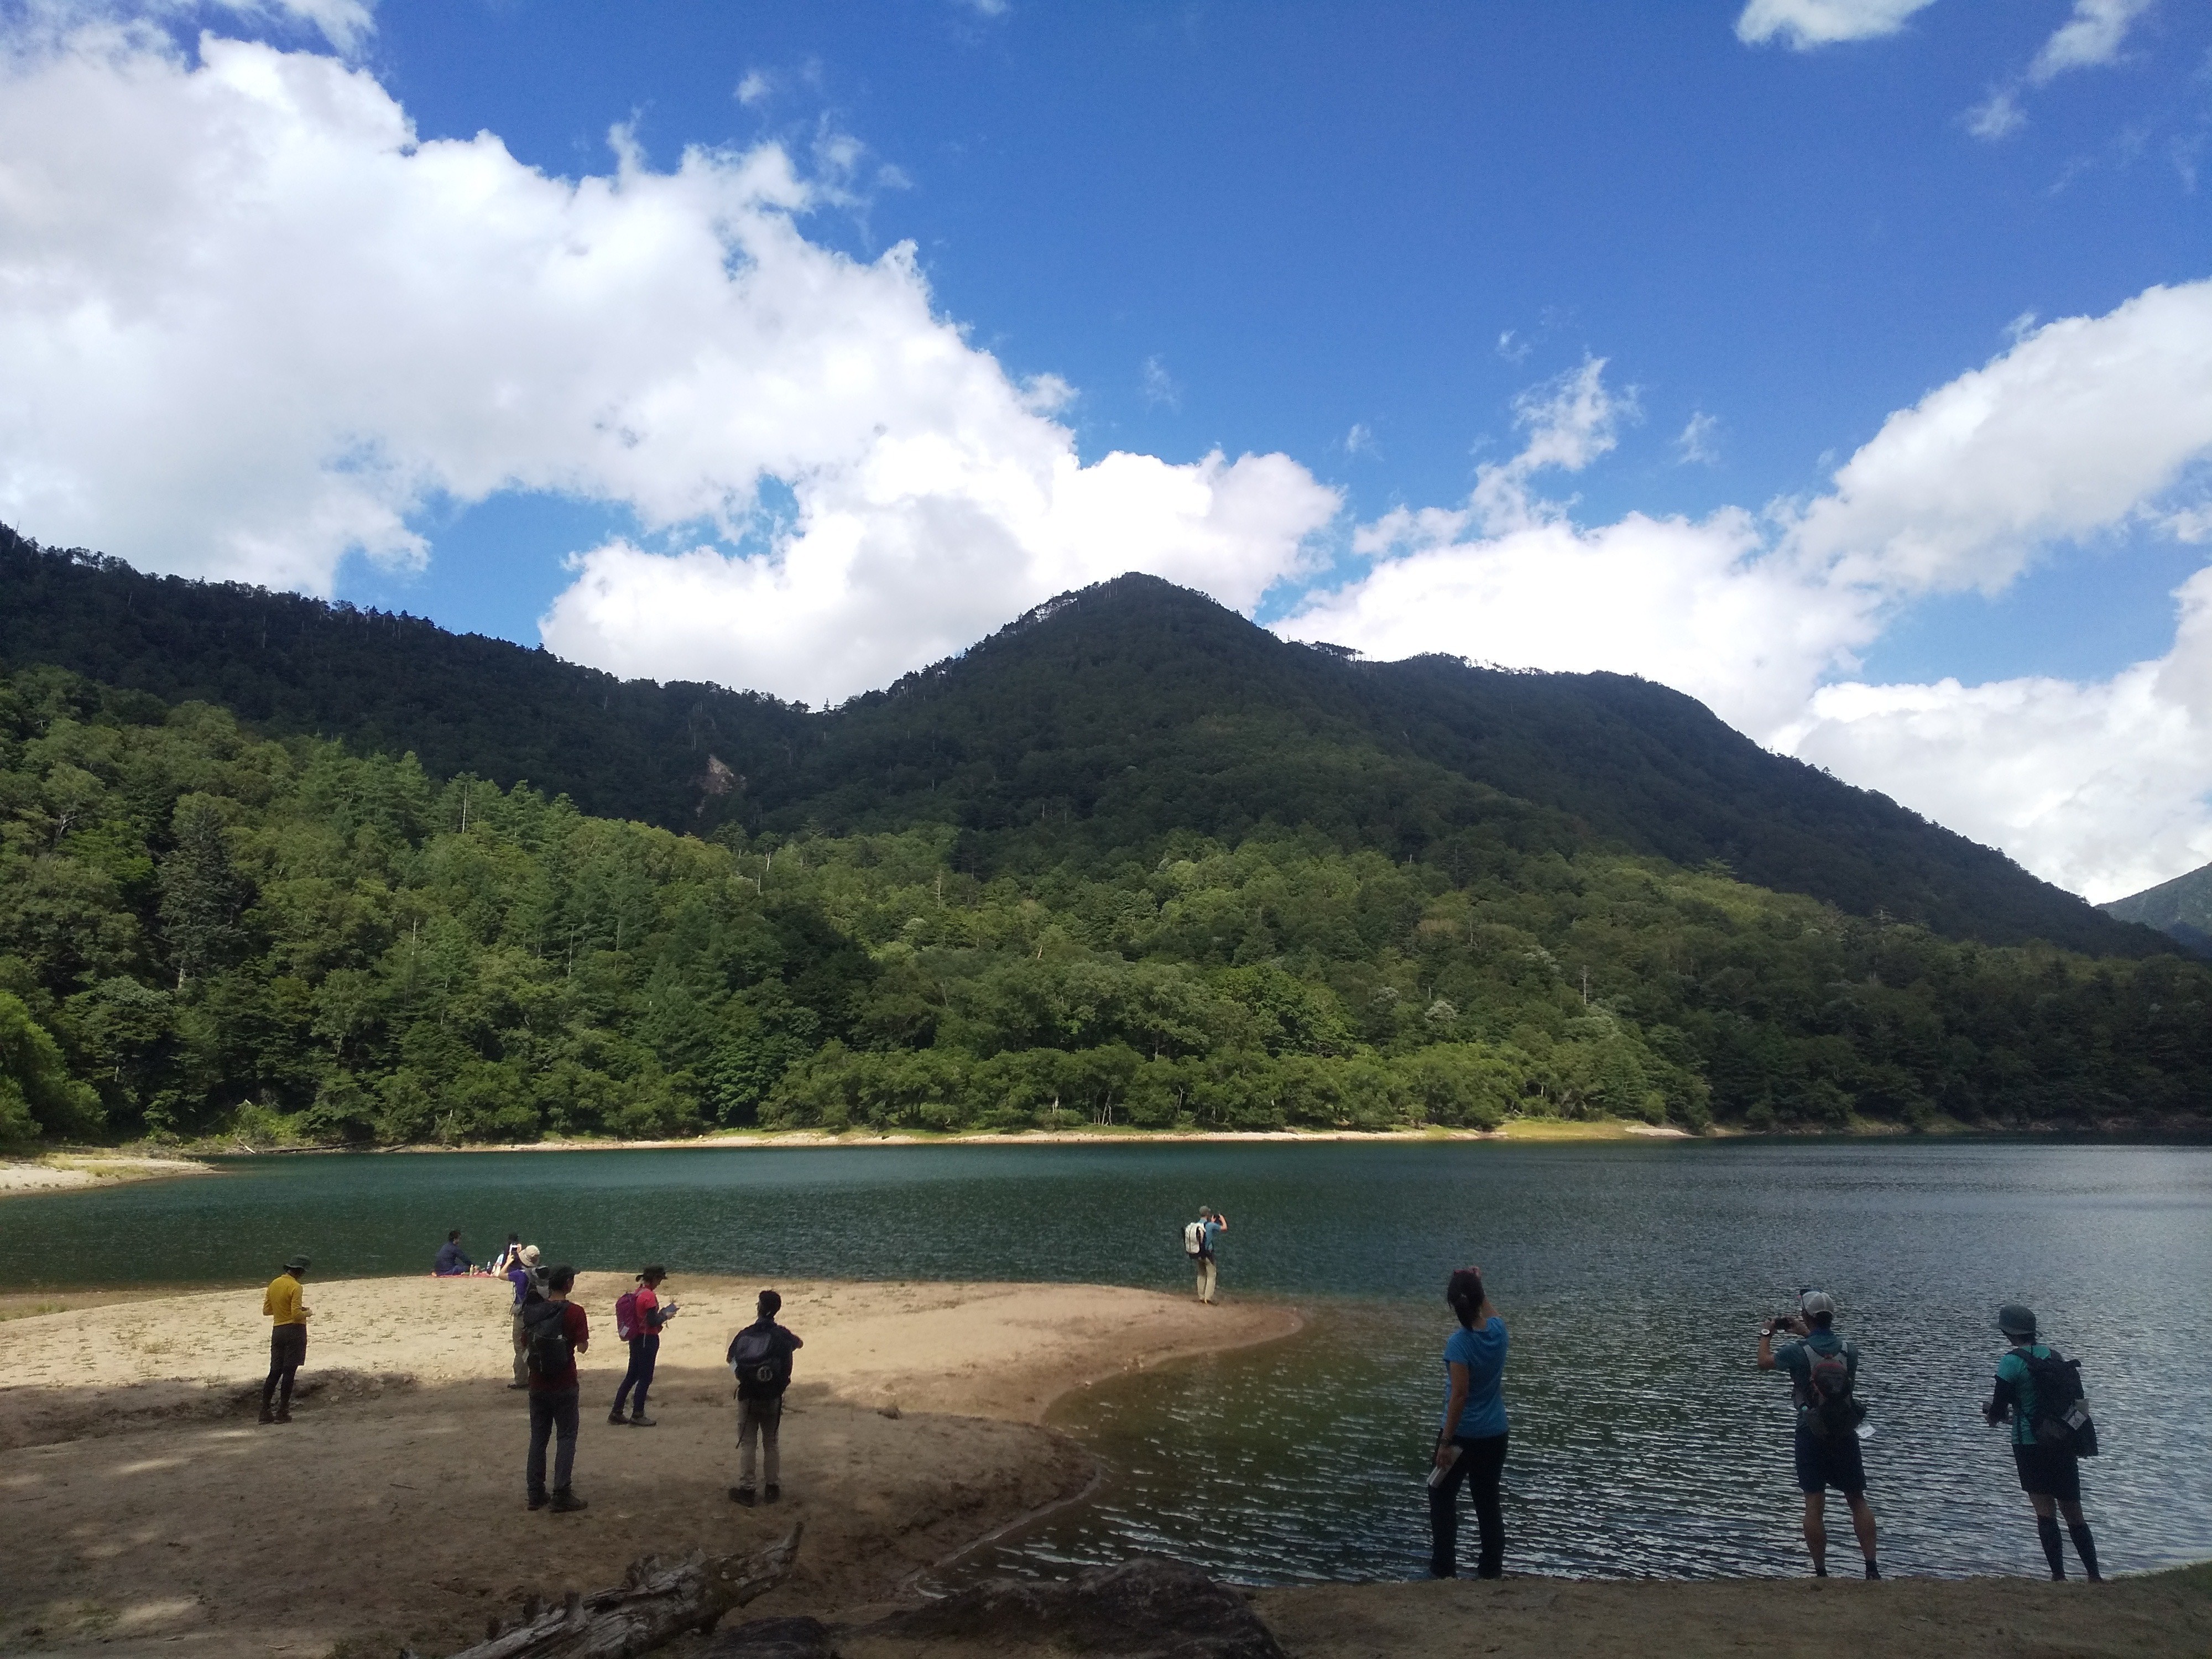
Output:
[764,1484,780,1504]
[606,1410,627,1426]
[258,1406,275,1425]
[550,1490,588,1514]
[730,1486,755,1506]
[628,1413,656,1427]
[273,1408,293,1423]
[507,1381,529,1391]
[527,1491,549,1511]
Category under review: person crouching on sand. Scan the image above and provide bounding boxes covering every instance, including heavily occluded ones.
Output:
[260,1254,311,1424]
[523,1264,589,1512]
[728,1290,802,1507]
[1428,1266,1509,1579]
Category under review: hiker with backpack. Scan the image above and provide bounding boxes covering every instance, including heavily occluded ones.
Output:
[259,1253,311,1425]
[522,1264,590,1512]
[1183,1208,1226,1304]
[727,1289,803,1507]
[1758,1290,1880,1579]
[505,1245,544,1390]
[1428,1266,1510,1579]
[611,1266,678,1427]
[1983,1303,2102,1582]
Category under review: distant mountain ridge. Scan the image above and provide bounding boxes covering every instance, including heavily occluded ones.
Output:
[2103,862,2212,956]
[0,523,2162,958]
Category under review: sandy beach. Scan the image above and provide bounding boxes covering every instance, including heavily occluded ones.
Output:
[0,1272,1296,1655]
[2,1274,2206,1659]
[0,1155,215,1196]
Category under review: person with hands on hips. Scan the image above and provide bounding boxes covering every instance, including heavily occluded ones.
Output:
[1428,1265,1510,1580]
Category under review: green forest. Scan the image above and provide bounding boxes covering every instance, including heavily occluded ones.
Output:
[6,664,2208,1147]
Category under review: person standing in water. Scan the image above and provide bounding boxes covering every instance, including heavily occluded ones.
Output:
[260,1254,311,1424]
[1983,1303,2102,1582]
[1428,1265,1509,1579]
[1759,1290,1880,1579]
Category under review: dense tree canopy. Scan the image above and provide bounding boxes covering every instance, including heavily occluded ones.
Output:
[3,666,2205,1147]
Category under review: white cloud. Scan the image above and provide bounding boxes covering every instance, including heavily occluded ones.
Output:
[1784,568,2212,903]
[0,23,1338,705]
[1344,422,1376,456]
[1465,356,1633,534]
[1735,0,1940,50]
[1965,0,2157,140]
[1281,283,2212,895]
[734,69,771,107]
[1677,411,1721,466]
[14,0,374,54]
[1140,354,1181,411]
[2030,0,2156,82]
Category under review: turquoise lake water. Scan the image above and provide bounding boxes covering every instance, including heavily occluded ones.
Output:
[4,1139,2206,1583]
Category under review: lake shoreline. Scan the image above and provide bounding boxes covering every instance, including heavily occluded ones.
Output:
[0,1151,216,1198]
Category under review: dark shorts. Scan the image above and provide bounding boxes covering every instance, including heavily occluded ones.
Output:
[1793,1423,1866,1496]
[269,1324,307,1368]
[2013,1443,2082,1503]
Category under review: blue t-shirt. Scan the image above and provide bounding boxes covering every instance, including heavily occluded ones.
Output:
[1440,1316,1509,1440]
[1201,1220,1223,1257]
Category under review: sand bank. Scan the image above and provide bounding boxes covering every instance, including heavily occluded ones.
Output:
[0,1272,1296,1655]
[0,1154,215,1196]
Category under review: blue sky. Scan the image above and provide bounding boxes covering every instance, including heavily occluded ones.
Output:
[2,0,2210,899]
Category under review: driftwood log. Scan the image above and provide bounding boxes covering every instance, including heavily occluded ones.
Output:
[426,1525,802,1659]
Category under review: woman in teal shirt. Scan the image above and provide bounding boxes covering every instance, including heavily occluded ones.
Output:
[1429,1266,1509,1578]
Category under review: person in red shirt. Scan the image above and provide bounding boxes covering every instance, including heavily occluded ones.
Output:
[611,1265,677,1427]
[522,1264,591,1512]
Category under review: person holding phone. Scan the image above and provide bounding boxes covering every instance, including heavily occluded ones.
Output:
[1428,1265,1509,1579]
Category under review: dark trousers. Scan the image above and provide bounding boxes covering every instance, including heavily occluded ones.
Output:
[614,1334,659,1417]
[1428,1432,1508,1579]
[263,1324,306,1409]
[528,1387,580,1496]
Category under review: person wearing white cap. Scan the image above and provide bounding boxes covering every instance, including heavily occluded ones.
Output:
[1759,1289,1880,1579]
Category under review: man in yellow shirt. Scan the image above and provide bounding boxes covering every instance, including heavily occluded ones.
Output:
[261,1254,311,1424]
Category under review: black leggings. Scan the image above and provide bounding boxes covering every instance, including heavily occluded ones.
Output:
[1428,1432,1508,1578]
[614,1334,659,1416]
[263,1324,306,1409]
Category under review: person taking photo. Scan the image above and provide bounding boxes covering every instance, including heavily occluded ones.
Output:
[1759,1289,1879,1579]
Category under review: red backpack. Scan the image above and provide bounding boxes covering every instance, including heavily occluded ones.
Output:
[614,1289,641,1342]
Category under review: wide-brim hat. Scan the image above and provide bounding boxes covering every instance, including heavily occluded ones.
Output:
[284,1254,311,1272]
[520,1245,540,1265]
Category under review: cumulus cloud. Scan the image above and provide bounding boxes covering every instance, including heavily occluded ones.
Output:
[1282,281,2212,895]
[1735,0,1940,50]
[0,22,1338,704]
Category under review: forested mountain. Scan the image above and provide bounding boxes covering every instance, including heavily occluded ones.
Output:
[4,664,2206,1147]
[0,525,2153,957]
[2103,862,2212,956]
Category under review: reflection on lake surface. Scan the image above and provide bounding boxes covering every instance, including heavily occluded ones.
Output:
[6,1139,2207,1582]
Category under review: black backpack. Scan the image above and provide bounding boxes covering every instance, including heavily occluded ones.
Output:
[2016,1345,2098,1456]
[728,1322,793,1398]
[524,1300,573,1379]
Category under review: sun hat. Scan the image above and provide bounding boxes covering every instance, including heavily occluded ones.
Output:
[520,1245,540,1266]
[1997,1303,2037,1340]
[284,1254,310,1272]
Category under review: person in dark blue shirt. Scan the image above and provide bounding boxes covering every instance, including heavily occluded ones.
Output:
[432,1229,472,1276]
[1428,1266,1509,1579]
[1983,1303,2101,1582]
[1759,1290,1879,1579]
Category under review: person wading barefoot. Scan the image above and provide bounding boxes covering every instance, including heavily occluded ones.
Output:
[523,1265,591,1513]
[259,1254,311,1424]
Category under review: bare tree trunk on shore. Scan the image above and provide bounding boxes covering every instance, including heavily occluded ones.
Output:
[425,1525,801,1659]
